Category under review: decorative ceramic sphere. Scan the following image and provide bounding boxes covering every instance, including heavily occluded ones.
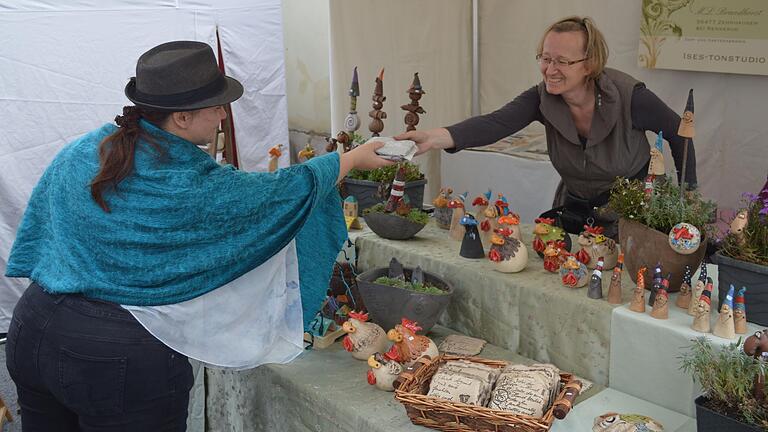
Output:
[668,222,701,255]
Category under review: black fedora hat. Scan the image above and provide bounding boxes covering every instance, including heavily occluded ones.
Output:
[125,41,244,111]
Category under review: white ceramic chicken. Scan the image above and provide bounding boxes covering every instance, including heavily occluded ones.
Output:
[342,311,389,361]
[366,352,404,391]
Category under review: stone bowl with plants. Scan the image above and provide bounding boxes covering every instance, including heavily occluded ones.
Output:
[362,203,429,240]
[680,337,767,432]
[609,177,716,291]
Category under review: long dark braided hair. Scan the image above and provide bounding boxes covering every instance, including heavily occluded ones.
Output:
[90,106,171,212]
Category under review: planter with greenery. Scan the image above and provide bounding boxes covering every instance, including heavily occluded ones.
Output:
[714,177,768,325]
[356,266,453,334]
[609,177,717,291]
[342,133,427,215]
[680,337,767,431]
[362,203,428,240]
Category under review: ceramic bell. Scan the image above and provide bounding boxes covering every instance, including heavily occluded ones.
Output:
[691,277,714,333]
[607,253,625,304]
[560,255,589,288]
[675,265,693,309]
[342,311,390,361]
[668,222,701,255]
[386,318,439,367]
[734,287,748,334]
[713,285,736,339]
[628,267,647,313]
[576,225,619,270]
[593,412,664,432]
[688,261,708,316]
[367,352,404,391]
[448,192,467,241]
[488,223,527,273]
[650,273,670,319]
[587,257,605,299]
[533,217,571,258]
[459,213,485,259]
[432,187,454,229]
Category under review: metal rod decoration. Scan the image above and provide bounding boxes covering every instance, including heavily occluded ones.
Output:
[344,66,360,134]
[677,89,695,203]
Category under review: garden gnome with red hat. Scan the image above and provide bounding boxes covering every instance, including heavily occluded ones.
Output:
[734,287,748,334]
[691,277,713,333]
[650,273,670,319]
[675,264,693,309]
[688,261,707,316]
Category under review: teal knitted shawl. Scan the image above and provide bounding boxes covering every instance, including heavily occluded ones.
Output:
[6,120,346,329]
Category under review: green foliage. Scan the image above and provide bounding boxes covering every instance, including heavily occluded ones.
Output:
[347,161,424,183]
[720,192,768,266]
[680,337,768,428]
[363,203,429,225]
[608,177,716,234]
[372,276,447,295]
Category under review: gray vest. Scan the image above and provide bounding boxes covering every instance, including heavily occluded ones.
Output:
[538,68,650,201]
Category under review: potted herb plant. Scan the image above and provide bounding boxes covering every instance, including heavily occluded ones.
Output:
[342,132,427,215]
[609,177,716,291]
[680,337,767,431]
[714,176,768,325]
[356,260,453,334]
[362,203,428,240]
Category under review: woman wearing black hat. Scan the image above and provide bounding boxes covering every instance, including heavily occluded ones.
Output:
[4,40,392,431]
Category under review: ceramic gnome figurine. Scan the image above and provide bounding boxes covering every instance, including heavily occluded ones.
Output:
[588,257,605,299]
[644,132,666,200]
[593,412,664,432]
[650,273,670,319]
[543,240,568,273]
[560,255,589,288]
[401,72,426,132]
[488,223,528,273]
[675,265,693,310]
[386,318,439,367]
[448,192,467,241]
[607,253,625,304]
[459,214,485,259]
[688,261,708,316]
[576,225,619,270]
[368,68,387,137]
[691,277,714,333]
[629,267,647,313]
[730,209,749,246]
[533,217,571,258]
[432,187,454,229]
[713,285,736,339]
[342,311,389,361]
[648,262,663,307]
[367,352,404,391]
[268,144,283,172]
[734,287,748,334]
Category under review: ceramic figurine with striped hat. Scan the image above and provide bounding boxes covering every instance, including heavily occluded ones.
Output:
[588,257,605,299]
[607,253,624,304]
[384,164,407,213]
[675,264,693,309]
[688,261,708,316]
[692,277,713,333]
[650,273,670,319]
[713,285,736,339]
[629,267,647,313]
[734,287,748,334]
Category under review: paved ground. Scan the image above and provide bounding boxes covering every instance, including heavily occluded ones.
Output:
[0,341,21,431]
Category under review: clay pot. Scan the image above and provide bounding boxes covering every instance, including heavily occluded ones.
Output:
[364,212,426,240]
[619,218,706,292]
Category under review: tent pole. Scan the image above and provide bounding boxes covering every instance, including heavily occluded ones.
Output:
[472,0,479,117]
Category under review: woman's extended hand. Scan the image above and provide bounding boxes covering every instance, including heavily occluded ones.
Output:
[394,127,455,156]
[337,140,395,182]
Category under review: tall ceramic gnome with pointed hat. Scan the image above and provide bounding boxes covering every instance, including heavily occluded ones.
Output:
[676,264,693,309]
[688,261,708,316]
[648,262,663,307]
[607,253,624,304]
[692,278,713,333]
[629,267,647,313]
[713,285,736,339]
[588,257,605,299]
[650,273,670,319]
[734,287,748,334]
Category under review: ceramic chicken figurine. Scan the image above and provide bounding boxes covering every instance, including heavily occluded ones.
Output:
[297,143,315,161]
[543,240,568,273]
[730,209,749,246]
[386,318,439,367]
[368,68,387,137]
[629,267,647,313]
[459,214,485,259]
[268,144,283,172]
[432,187,453,229]
[592,412,664,432]
[734,287,748,334]
[607,253,624,304]
[576,225,618,270]
[533,217,571,258]
[691,277,713,333]
[713,285,736,339]
[675,265,693,310]
[489,225,528,273]
[587,257,605,299]
[472,190,492,217]
[560,255,589,288]
[367,352,404,391]
[648,262,663,307]
[498,214,522,242]
[448,192,467,241]
[401,72,426,132]
[650,273,670,319]
[342,311,389,361]
[688,261,708,316]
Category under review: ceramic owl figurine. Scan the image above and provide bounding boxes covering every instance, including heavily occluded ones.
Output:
[593,412,664,432]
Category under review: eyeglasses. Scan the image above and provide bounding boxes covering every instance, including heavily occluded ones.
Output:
[536,54,588,67]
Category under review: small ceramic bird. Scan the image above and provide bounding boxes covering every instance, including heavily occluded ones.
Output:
[560,255,589,288]
[386,318,439,367]
[367,352,404,391]
[533,217,571,258]
[543,240,568,273]
[342,311,389,361]
[576,225,618,270]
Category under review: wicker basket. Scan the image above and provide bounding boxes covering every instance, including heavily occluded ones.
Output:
[394,354,582,432]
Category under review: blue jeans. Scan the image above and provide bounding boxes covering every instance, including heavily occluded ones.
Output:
[5,282,193,431]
